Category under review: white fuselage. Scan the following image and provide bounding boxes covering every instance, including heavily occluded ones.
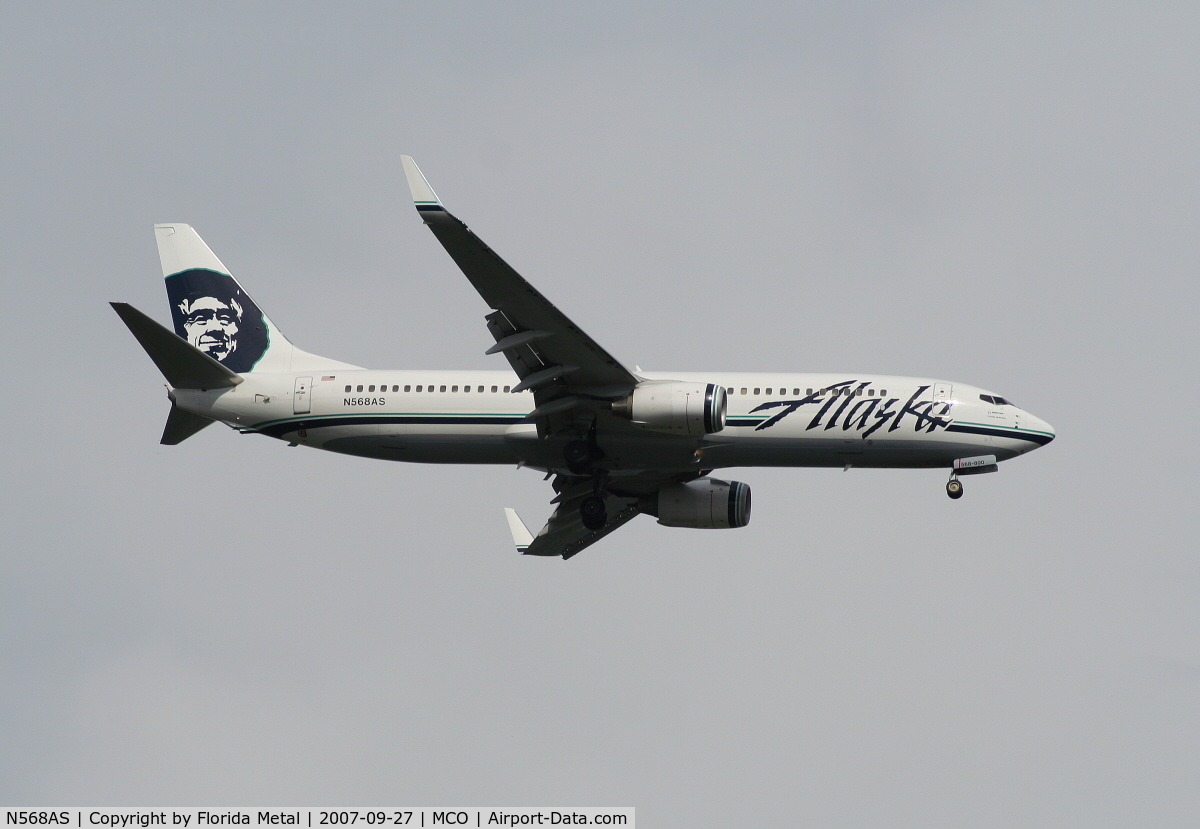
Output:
[174,368,1055,474]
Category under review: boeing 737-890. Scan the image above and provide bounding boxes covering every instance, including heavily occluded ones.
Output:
[111,157,1056,559]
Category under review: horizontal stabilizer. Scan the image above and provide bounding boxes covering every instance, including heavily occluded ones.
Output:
[161,403,214,445]
[111,302,243,389]
[504,508,534,554]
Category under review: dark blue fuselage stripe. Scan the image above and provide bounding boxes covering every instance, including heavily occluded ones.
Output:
[254,414,526,438]
[252,415,1052,446]
[945,423,1054,445]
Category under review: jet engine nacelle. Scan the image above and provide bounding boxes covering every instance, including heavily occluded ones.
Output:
[654,477,751,529]
[612,381,727,435]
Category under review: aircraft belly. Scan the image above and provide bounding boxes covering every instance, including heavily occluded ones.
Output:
[703,436,1018,468]
[323,433,518,464]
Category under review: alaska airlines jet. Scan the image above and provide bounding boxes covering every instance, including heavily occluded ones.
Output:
[111,157,1056,559]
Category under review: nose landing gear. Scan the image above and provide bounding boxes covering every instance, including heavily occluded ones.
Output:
[946,474,964,499]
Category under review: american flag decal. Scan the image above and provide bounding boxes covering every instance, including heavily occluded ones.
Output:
[322,376,336,381]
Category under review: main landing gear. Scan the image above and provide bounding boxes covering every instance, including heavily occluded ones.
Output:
[946,473,964,499]
[564,424,609,529]
[563,421,604,475]
[563,440,594,475]
[580,495,607,530]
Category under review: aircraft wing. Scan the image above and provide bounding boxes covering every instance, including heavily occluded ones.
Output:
[402,157,694,560]
[506,475,642,560]
[401,156,638,401]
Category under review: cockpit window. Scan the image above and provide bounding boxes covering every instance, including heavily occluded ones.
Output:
[980,394,1013,406]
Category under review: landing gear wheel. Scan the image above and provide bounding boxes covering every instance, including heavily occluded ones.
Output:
[946,479,964,499]
[564,440,594,475]
[580,495,607,530]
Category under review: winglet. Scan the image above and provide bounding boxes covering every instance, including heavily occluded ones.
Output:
[504,508,534,554]
[401,155,443,211]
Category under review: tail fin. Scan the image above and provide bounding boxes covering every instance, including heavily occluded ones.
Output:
[155,224,360,373]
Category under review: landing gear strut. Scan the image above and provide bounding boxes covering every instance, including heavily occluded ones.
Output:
[946,474,964,500]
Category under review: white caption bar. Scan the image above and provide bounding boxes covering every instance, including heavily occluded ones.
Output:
[2,810,634,829]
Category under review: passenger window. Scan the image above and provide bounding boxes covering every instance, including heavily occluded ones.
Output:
[740,388,747,395]
[345,385,351,393]
[452,385,458,392]
[491,385,498,393]
[726,387,733,394]
[356,385,363,392]
[880,390,887,396]
[404,385,411,392]
[807,388,813,396]
[868,389,874,396]
[415,385,422,392]
[504,386,511,393]
[440,385,447,392]
[369,385,375,392]
[753,388,760,395]
[792,388,799,396]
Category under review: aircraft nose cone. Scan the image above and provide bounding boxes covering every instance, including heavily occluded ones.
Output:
[1026,413,1055,445]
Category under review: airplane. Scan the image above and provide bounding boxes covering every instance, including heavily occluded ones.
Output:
[111,156,1056,560]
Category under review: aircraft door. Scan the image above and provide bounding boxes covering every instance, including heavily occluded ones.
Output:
[293,376,312,414]
[932,383,953,415]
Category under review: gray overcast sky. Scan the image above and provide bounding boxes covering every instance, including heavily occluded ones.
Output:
[3,2,1199,825]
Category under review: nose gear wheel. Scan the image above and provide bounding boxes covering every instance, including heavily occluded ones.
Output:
[946,474,963,499]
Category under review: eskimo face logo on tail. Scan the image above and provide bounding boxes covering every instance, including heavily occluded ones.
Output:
[166,269,268,373]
